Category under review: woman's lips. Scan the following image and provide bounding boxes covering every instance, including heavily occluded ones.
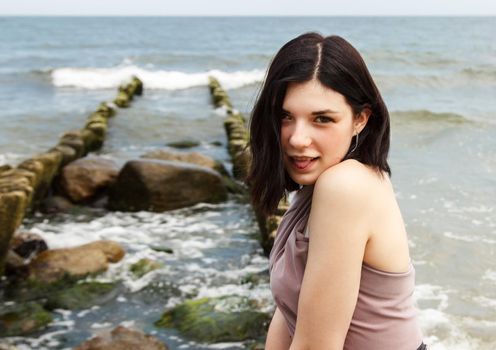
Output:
[291,156,318,170]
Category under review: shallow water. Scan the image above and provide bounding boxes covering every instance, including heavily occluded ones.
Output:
[1,16,495,349]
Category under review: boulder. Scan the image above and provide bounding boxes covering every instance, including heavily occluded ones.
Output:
[0,302,52,337]
[9,231,48,260]
[39,195,75,214]
[140,150,245,193]
[165,140,199,149]
[108,159,228,212]
[58,156,119,203]
[27,240,125,283]
[155,295,270,343]
[141,150,228,176]
[74,326,168,350]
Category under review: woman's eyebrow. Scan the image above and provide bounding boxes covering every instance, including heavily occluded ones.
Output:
[281,108,339,115]
[311,109,339,115]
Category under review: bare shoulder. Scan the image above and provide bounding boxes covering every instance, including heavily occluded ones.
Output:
[314,159,387,199]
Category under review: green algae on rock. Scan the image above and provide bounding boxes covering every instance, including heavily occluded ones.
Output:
[45,281,117,310]
[166,140,200,149]
[155,295,270,343]
[0,302,52,337]
[130,258,163,278]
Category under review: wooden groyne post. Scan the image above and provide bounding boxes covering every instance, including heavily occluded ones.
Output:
[0,77,143,275]
[207,77,288,255]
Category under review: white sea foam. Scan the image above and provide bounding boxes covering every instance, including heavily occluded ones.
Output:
[0,152,23,166]
[51,65,264,90]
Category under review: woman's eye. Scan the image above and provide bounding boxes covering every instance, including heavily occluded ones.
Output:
[281,113,292,120]
[315,116,332,123]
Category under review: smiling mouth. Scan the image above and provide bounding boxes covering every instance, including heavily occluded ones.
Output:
[290,156,319,170]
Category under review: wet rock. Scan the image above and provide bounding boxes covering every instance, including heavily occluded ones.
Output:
[166,140,200,149]
[141,149,244,193]
[58,156,119,203]
[155,295,270,343]
[74,325,169,350]
[0,342,20,350]
[240,269,270,286]
[150,246,174,254]
[141,149,228,176]
[27,240,125,283]
[9,231,48,260]
[0,302,52,337]
[39,195,75,213]
[108,159,228,212]
[45,281,117,310]
[130,258,163,278]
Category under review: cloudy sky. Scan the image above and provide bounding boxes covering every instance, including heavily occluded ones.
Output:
[0,0,495,16]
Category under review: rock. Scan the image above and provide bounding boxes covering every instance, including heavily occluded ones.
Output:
[74,326,168,350]
[130,258,163,278]
[140,149,242,193]
[83,240,125,263]
[0,302,52,337]
[108,159,228,212]
[141,150,228,176]
[9,231,48,260]
[210,141,223,147]
[39,195,75,214]
[166,140,200,149]
[45,281,117,310]
[58,156,119,203]
[27,240,125,283]
[0,341,21,350]
[240,269,270,286]
[155,295,270,343]
[150,246,174,254]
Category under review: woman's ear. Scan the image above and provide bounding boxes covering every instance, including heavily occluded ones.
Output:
[355,108,371,133]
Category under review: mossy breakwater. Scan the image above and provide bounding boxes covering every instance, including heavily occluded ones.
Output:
[207,77,287,255]
[0,77,143,275]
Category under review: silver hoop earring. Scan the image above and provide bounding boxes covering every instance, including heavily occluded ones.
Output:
[350,133,359,153]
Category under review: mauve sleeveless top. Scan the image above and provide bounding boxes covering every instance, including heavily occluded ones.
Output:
[269,185,423,350]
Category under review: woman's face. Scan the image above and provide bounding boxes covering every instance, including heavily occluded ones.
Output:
[280,79,363,186]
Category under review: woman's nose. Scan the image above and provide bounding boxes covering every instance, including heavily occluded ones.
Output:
[288,123,312,148]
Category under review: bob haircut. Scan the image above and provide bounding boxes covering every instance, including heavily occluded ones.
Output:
[247,32,391,215]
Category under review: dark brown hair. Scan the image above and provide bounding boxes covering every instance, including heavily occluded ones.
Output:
[247,32,391,215]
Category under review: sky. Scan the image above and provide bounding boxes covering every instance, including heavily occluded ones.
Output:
[0,0,495,16]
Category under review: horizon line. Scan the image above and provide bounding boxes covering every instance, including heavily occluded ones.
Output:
[0,14,495,17]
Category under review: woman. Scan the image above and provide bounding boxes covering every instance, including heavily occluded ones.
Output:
[247,33,425,350]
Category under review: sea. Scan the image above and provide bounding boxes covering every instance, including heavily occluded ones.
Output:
[0,16,495,349]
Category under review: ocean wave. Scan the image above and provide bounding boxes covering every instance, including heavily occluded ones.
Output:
[391,110,470,124]
[51,65,265,90]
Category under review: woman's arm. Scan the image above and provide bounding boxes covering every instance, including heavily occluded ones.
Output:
[265,307,292,350]
[289,163,372,350]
